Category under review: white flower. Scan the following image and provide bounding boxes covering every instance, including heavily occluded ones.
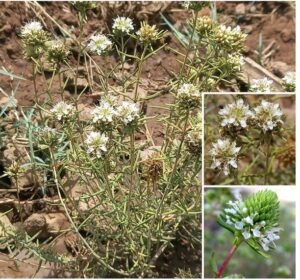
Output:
[250,77,273,92]
[243,216,254,226]
[21,21,43,37]
[117,101,139,125]
[209,139,241,176]
[224,208,237,215]
[92,102,117,123]
[113,17,134,34]
[253,100,284,133]
[242,231,251,239]
[228,54,245,71]
[219,99,253,129]
[252,228,261,237]
[85,131,109,158]
[282,71,296,92]
[50,101,74,121]
[177,83,201,109]
[235,221,244,230]
[87,33,112,55]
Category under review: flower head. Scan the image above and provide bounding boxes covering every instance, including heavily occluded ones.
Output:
[219,99,253,129]
[194,16,215,35]
[91,102,117,124]
[177,83,201,109]
[116,101,139,125]
[21,20,49,59]
[253,100,283,133]
[113,16,134,34]
[218,190,281,254]
[85,131,109,158]
[250,77,273,92]
[212,24,247,52]
[87,33,112,55]
[209,139,241,176]
[45,40,69,64]
[136,22,162,43]
[227,54,245,71]
[186,113,202,155]
[282,71,296,92]
[36,126,58,147]
[21,21,43,37]
[50,101,75,121]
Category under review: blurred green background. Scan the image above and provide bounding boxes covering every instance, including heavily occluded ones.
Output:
[204,188,296,278]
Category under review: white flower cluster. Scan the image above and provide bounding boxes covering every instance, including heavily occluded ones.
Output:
[113,17,134,34]
[21,21,43,37]
[87,33,112,55]
[117,101,139,125]
[253,100,283,133]
[50,101,74,121]
[219,99,253,129]
[85,131,109,158]
[227,54,245,71]
[223,198,281,252]
[282,71,296,92]
[91,95,139,126]
[92,102,116,124]
[250,77,273,92]
[209,139,241,175]
[177,83,201,109]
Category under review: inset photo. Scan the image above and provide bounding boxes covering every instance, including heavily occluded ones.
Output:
[204,94,295,185]
[204,187,296,278]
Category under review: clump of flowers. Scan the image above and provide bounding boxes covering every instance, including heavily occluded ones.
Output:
[212,25,247,52]
[227,54,245,72]
[216,190,281,277]
[85,131,109,158]
[282,71,296,92]
[176,83,201,109]
[45,40,69,65]
[136,22,163,43]
[209,139,241,176]
[50,101,75,121]
[87,33,112,55]
[116,101,139,125]
[194,16,215,35]
[92,102,117,125]
[249,77,273,92]
[219,98,253,129]
[253,100,283,133]
[20,20,49,59]
[36,126,58,147]
[113,16,134,34]
[219,190,280,252]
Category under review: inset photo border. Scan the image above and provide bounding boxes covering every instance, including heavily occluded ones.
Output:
[204,93,295,186]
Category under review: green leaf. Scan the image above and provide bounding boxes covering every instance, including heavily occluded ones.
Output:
[0,69,26,80]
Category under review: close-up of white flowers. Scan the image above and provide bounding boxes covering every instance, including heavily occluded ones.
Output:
[253,100,283,133]
[21,20,43,36]
[85,131,109,158]
[219,98,253,128]
[50,101,74,121]
[223,195,281,252]
[209,138,241,176]
[92,102,117,124]
[87,33,112,55]
[249,77,273,92]
[113,16,134,34]
[117,101,139,125]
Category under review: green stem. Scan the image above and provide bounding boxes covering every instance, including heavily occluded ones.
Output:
[264,135,272,185]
